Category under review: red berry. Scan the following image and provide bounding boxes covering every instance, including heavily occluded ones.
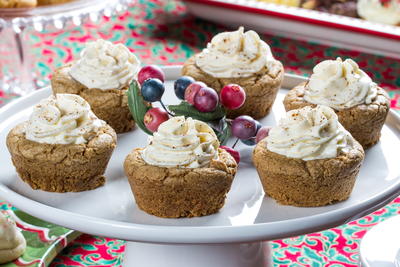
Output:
[184,81,206,105]
[220,84,246,110]
[194,87,219,112]
[220,146,240,164]
[256,126,271,143]
[138,65,165,85]
[144,107,169,132]
[231,115,257,140]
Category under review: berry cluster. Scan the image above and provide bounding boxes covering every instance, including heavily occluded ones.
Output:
[128,65,271,164]
[137,65,169,132]
[174,77,246,113]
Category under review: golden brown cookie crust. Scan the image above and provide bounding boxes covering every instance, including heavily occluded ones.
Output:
[182,55,284,119]
[0,0,72,7]
[124,148,237,218]
[37,0,73,5]
[283,83,390,149]
[51,64,135,134]
[0,0,36,8]
[253,139,364,207]
[6,122,117,192]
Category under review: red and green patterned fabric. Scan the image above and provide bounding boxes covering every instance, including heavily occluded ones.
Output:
[0,0,399,266]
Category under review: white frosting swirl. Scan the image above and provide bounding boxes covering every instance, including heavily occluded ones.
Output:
[25,94,104,145]
[304,58,378,110]
[266,105,353,161]
[70,39,140,90]
[357,0,400,25]
[0,212,26,262]
[195,27,277,78]
[141,116,220,168]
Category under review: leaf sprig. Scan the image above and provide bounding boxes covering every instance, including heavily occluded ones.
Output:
[208,117,231,146]
[168,102,226,122]
[127,80,152,135]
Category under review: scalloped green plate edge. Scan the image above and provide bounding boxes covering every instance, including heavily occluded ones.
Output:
[1,201,81,267]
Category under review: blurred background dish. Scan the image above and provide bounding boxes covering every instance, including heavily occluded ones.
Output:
[183,0,400,59]
[253,0,400,24]
[0,0,134,96]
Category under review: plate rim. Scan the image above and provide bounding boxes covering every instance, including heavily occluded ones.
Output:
[1,65,400,244]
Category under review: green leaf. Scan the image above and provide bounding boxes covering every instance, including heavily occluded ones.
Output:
[208,118,231,145]
[127,80,152,135]
[168,102,226,122]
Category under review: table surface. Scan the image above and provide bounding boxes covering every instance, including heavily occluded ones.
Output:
[1,0,400,266]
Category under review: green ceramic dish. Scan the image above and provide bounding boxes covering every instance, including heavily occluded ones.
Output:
[0,206,80,267]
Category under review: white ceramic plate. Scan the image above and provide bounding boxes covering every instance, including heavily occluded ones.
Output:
[0,66,399,244]
[183,0,400,59]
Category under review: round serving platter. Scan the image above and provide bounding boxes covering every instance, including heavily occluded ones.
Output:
[0,65,400,245]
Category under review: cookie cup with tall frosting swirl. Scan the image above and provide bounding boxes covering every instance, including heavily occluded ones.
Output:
[6,94,117,192]
[0,212,26,264]
[253,105,364,207]
[284,58,390,148]
[124,116,237,218]
[182,27,284,119]
[51,39,141,133]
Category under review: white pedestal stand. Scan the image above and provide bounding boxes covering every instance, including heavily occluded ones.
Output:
[124,241,272,267]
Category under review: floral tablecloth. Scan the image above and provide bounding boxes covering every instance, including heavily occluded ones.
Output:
[1,0,399,266]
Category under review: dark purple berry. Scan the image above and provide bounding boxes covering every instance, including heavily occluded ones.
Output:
[240,121,261,146]
[231,115,257,140]
[174,76,195,100]
[193,87,219,112]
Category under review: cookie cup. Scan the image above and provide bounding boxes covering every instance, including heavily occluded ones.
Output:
[124,148,237,218]
[283,83,390,148]
[51,64,135,133]
[0,233,26,264]
[38,0,72,4]
[0,0,36,8]
[6,122,117,192]
[253,138,364,207]
[182,56,284,119]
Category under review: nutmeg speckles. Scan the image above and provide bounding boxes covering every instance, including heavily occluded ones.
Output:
[304,58,379,110]
[69,39,140,90]
[195,27,276,78]
[266,105,354,161]
[25,94,105,145]
[141,116,220,168]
